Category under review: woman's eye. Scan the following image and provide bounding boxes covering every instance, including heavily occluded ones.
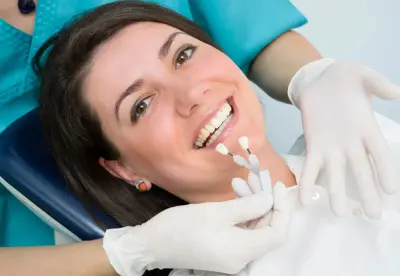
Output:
[132,97,152,122]
[175,46,195,69]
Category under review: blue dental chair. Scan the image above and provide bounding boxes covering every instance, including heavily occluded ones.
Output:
[0,108,119,243]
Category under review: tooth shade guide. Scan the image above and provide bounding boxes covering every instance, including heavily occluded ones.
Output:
[238,136,252,154]
[232,155,251,170]
[238,136,249,149]
[215,143,233,156]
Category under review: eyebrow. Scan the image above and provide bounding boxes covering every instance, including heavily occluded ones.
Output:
[115,79,143,119]
[159,31,184,59]
[115,31,184,119]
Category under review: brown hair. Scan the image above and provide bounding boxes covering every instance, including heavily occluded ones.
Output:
[33,2,224,274]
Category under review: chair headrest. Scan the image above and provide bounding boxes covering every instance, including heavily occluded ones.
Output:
[0,109,120,240]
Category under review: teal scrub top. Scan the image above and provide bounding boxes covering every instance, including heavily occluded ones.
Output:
[0,0,306,246]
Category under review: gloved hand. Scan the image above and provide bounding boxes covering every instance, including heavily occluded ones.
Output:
[232,169,290,230]
[103,190,288,276]
[288,58,400,219]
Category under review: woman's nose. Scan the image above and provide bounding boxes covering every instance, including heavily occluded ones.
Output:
[175,83,209,117]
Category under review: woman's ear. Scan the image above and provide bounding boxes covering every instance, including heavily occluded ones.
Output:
[98,157,137,182]
[98,158,153,191]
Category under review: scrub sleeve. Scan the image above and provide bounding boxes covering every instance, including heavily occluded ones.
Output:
[189,0,307,73]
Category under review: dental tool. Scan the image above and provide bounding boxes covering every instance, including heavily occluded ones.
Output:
[215,143,234,156]
[215,143,251,169]
[215,139,265,192]
[233,155,252,170]
[238,136,251,155]
[238,136,260,173]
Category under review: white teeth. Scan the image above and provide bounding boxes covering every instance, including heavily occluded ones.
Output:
[210,118,222,128]
[195,141,203,147]
[195,101,233,147]
[205,115,232,146]
[216,111,226,121]
[222,103,231,115]
[205,124,215,133]
[199,129,210,140]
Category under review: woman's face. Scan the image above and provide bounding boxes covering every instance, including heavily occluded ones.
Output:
[84,22,267,202]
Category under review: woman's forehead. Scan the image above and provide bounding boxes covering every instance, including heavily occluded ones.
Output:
[88,22,185,81]
[99,22,182,55]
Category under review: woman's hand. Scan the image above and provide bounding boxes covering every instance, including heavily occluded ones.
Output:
[289,58,400,219]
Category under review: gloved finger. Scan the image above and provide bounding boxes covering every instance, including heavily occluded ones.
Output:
[252,207,273,229]
[248,171,273,228]
[248,171,262,193]
[231,183,290,254]
[299,153,323,205]
[364,130,398,194]
[326,153,347,216]
[269,182,290,232]
[221,191,274,225]
[348,144,382,219]
[362,67,400,100]
[230,220,287,259]
[259,170,272,194]
[232,177,253,197]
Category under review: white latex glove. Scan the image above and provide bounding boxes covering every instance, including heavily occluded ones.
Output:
[169,168,290,276]
[103,191,287,276]
[233,169,290,230]
[288,58,400,219]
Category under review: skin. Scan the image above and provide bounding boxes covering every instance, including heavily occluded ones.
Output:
[85,22,296,203]
[249,31,322,103]
[0,0,37,34]
[0,240,116,276]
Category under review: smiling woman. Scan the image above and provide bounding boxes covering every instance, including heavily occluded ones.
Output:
[34,1,294,227]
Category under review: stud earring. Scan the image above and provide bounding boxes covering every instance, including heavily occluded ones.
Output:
[134,179,151,192]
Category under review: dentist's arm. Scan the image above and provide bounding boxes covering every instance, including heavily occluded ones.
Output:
[0,239,116,276]
[249,30,400,219]
[0,194,279,276]
[248,30,321,103]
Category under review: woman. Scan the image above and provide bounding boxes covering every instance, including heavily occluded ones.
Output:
[35,0,296,226]
[35,1,400,276]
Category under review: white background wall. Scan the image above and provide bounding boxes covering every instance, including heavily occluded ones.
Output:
[264,0,400,153]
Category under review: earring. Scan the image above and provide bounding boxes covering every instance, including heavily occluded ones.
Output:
[134,179,151,192]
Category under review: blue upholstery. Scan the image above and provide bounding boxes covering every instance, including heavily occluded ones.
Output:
[0,109,120,240]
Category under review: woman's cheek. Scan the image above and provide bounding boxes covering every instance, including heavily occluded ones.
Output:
[146,118,176,150]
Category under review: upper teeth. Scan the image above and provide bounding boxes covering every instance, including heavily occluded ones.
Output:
[195,102,232,147]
